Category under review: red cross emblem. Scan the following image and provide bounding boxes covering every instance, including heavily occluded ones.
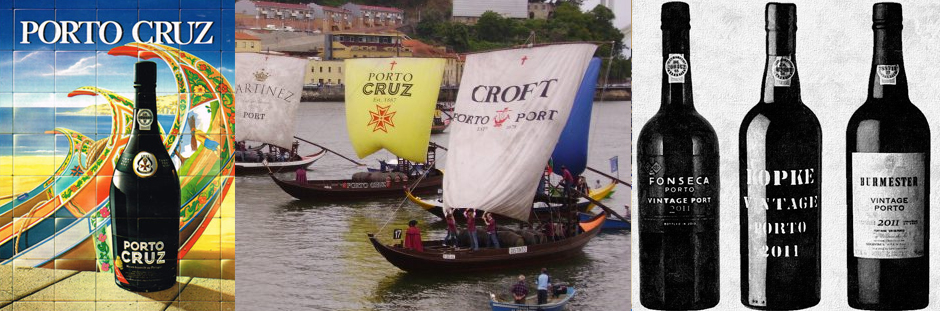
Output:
[521,55,528,65]
[368,105,397,133]
[390,60,398,70]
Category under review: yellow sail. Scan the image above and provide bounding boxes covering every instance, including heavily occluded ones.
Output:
[345,58,445,163]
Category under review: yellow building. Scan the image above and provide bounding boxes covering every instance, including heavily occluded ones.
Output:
[305,59,345,86]
[328,32,412,59]
[235,32,262,52]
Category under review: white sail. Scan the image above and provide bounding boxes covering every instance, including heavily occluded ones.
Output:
[234,53,308,149]
[442,44,597,221]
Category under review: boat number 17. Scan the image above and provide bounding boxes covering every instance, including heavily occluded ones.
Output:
[393,229,402,240]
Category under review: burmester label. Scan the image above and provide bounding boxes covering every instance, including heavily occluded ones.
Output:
[852,152,924,259]
[877,65,899,85]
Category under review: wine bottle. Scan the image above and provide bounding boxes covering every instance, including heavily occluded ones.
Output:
[109,61,181,292]
[739,3,821,309]
[846,3,929,309]
[638,2,720,309]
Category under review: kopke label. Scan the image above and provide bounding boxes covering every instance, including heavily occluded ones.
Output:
[852,153,925,259]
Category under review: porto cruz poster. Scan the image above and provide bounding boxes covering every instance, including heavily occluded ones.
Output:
[0,0,235,306]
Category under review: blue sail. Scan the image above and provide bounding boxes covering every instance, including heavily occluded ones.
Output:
[550,57,601,177]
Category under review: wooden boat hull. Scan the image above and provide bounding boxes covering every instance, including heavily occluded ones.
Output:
[270,172,443,201]
[367,212,606,273]
[406,182,616,222]
[490,287,576,311]
[579,212,630,231]
[234,150,326,175]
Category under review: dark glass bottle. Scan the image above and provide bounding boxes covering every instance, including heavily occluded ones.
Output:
[846,3,929,309]
[739,4,821,309]
[109,61,181,292]
[638,2,720,309]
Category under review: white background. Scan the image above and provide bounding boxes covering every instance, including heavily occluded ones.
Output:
[631,1,940,310]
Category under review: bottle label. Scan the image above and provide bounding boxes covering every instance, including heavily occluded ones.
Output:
[113,235,175,286]
[743,167,819,306]
[772,56,794,87]
[133,151,158,178]
[877,65,899,85]
[852,152,925,259]
[137,109,154,130]
[664,54,688,84]
[640,155,717,232]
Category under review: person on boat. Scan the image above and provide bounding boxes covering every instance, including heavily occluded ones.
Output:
[595,179,602,191]
[576,176,589,194]
[464,209,479,251]
[295,167,307,183]
[484,212,499,248]
[537,268,551,305]
[403,219,424,252]
[510,275,529,304]
[561,165,575,199]
[444,211,458,247]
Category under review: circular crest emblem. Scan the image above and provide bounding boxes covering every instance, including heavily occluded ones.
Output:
[137,109,154,128]
[664,55,688,78]
[133,152,157,178]
[773,57,795,81]
[877,65,899,80]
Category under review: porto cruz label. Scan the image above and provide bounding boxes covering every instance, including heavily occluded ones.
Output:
[743,167,819,306]
[132,152,157,178]
[852,153,925,259]
[772,56,794,87]
[641,155,717,232]
[664,54,688,84]
[137,109,154,130]
[113,235,174,285]
[877,65,899,85]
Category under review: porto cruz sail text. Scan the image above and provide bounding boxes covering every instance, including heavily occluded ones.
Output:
[638,2,720,309]
[109,61,181,292]
[739,4,821,309]
[846,3,929,309]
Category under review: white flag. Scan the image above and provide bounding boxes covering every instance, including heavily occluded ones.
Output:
[234,53,308,149]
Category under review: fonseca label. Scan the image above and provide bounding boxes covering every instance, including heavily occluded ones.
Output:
[772,56,794,87]
[137,109,154,130]
[133,152,157,178]
[665,54,688,83]
[19,20,214,45]
[877,65,899,85]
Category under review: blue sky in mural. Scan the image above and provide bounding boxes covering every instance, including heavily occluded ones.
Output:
[0,1,235,107]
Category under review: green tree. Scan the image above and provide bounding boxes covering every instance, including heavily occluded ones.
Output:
[475,11,515,42]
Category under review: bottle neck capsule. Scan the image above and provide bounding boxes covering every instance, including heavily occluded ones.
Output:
[661,28,694,111]
[761,27,801,104]
[868,26,908,100]
[133,83,159,135]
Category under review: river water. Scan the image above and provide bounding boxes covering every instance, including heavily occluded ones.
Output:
[235,101,632,310]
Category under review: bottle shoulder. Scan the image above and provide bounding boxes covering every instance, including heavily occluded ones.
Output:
[638,110,719,156]
[740,102,821,133]
[847,100,929,127]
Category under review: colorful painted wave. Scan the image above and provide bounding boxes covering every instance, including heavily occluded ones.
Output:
[0,43,235,273]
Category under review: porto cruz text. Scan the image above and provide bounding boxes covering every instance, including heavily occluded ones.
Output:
[109,61,181,292]
[638,2,720,309]
[846,3,929,309]
[739,4,821,309]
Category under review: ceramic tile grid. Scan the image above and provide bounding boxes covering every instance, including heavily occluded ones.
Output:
[0,0,235,308]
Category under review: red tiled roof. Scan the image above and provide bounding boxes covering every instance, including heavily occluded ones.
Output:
[235,32,260,40]
[253,1,309,10]
[402,39,447,57]
[358,5,403,13]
